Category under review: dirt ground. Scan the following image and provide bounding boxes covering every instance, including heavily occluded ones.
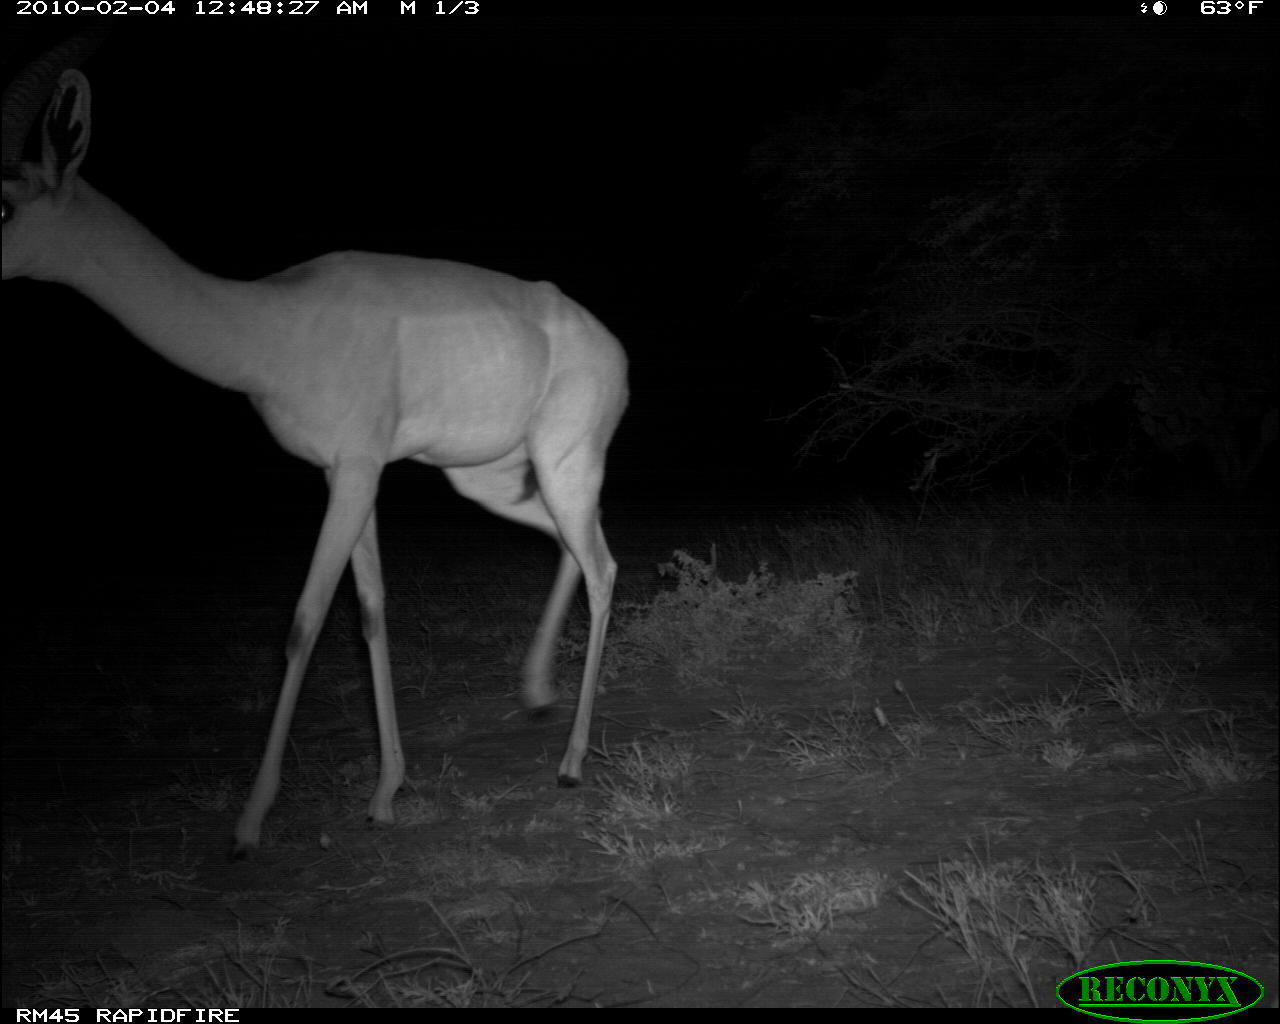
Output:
[4,507,1276,1008]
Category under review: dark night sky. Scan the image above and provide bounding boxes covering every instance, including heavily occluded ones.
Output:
[4,12,1274,575]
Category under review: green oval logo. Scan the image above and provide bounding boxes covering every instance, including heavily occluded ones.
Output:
[1057,960,1264,1022]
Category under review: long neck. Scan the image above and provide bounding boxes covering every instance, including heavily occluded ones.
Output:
[37,180,280,395]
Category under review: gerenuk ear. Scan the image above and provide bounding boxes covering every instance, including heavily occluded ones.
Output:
[40,69,92,191]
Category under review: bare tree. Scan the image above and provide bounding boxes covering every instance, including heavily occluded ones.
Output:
[750,20,1275,492]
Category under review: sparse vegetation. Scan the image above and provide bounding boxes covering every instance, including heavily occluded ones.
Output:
[901,847,1103,1004]
[738,868,887,937]
[8,499,1274,1007]
[605,549,862,685]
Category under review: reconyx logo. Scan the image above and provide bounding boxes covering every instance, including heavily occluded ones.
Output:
[1057,960,1264,1022]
